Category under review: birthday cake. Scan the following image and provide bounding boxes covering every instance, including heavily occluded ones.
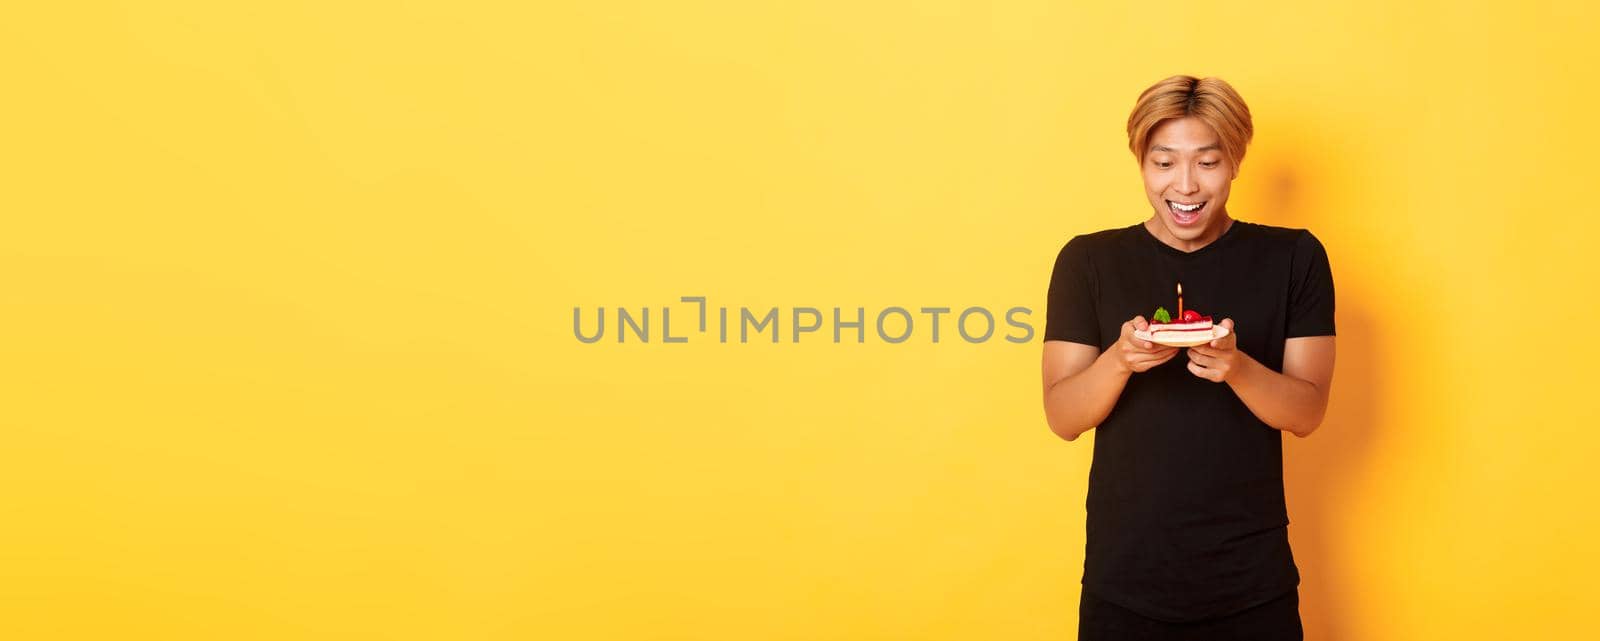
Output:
[1148,306,1214,343]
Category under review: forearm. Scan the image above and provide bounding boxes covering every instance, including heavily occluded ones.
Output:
[1227,354,1328,437]
[1043,350,1131,441]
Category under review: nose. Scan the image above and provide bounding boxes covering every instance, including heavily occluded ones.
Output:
[1175,166,1199,196]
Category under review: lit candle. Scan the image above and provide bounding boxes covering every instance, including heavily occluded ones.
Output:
[1177,282,1183,319]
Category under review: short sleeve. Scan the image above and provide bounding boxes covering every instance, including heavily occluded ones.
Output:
[1286,230,1336,338]
[1043,236,1101,347]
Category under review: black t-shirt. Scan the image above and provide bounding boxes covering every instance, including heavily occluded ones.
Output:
[1043,219,1335,623]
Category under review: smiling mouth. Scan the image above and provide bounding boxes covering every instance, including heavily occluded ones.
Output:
[1167,200,1207,221]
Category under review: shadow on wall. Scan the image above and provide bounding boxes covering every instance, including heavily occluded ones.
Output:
[1248,144,1387,641]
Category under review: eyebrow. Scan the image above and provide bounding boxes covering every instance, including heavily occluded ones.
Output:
[1150,144,1221,153]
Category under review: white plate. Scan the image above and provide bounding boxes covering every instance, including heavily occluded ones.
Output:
[1133,324,1230,348]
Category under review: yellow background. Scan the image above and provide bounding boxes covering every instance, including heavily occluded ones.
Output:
[3,1,1598,639]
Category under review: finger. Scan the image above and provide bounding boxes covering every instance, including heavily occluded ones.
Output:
[1142,347,1179,362]
[1187,360,1217,382]
[1132,315,1148,331]
[1132,346,1177,363]
[1131,348,1169,362]
[1212,319,1236,348]
[1130,323,1154,349]
[1129,329,1156,350]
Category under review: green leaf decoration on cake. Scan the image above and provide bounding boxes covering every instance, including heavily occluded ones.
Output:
[1152,307,1171,323]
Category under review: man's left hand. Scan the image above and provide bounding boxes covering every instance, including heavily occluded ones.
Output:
[1186,318,1241,383]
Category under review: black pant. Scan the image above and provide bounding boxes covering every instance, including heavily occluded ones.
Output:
[1078,588,1303,641]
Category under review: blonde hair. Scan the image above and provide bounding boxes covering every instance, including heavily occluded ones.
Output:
[1127,75,1254,173]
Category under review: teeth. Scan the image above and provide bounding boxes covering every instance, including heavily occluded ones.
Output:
[1169,201,1203,212]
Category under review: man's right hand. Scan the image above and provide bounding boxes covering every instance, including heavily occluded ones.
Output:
[1110,315,1180,374]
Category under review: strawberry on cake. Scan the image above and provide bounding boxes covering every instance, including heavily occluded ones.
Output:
[1148,306,1214,344]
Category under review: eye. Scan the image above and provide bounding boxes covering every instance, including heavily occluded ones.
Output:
[1201,161,1218,168]
[1155,161,1172,168]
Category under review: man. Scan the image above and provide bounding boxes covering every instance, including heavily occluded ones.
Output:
[1041,75,1336,640]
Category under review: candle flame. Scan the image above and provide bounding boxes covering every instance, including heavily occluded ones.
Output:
[1177,282,1183,295]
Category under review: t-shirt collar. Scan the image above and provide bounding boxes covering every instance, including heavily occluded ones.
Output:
[1136,217,1242,258]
